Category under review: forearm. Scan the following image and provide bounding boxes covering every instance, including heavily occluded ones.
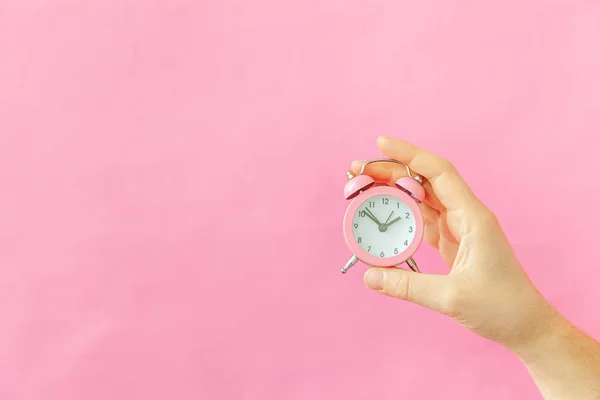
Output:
[514,313,600,399]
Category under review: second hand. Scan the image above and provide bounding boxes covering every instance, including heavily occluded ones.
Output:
[384,211,394,225]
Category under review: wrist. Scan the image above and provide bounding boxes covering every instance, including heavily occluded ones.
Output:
[509,303,572,364]
[507,302,600,399]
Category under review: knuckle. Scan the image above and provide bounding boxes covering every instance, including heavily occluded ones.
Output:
[438,159,457,174]
[476,209,500,230]
[440,286,462,318]
[389,273,411,300]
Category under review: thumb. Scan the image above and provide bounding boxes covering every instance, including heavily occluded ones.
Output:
[364,267,452,313]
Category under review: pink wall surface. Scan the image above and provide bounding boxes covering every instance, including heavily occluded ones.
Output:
[1,1,599,399]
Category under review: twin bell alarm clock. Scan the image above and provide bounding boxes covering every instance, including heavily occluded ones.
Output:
[341,159,425,274]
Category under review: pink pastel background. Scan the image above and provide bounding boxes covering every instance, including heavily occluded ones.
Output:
[1,1,599,399]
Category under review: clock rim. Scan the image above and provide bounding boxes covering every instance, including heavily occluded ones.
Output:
[343,185,424,267]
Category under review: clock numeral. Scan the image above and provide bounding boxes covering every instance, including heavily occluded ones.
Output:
[382,198,389,205]
[359,211,366,217]
[396,202,400,209]
[368,201,375,208]
[357,237,362,243]
[380,251,385,257]
[405,212,410,218]
[353,223,358,229]
[367,246,371,252]
[394,248,399,254]
[409,226,413,233]
[404,240,409,246]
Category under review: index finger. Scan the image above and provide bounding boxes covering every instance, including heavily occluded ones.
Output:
[376,136,483,214]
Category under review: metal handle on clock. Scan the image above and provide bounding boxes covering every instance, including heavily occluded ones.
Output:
[358,158,423,184]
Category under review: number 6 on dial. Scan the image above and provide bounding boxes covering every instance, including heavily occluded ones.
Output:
[341,159,425,274]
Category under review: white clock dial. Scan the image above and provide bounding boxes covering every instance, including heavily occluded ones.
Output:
[352,194,416,259]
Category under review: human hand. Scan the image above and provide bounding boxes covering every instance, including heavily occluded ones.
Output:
[351,137,562,352]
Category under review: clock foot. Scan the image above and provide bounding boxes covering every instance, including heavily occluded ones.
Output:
[406,258,420,273]
[341,255,359,274]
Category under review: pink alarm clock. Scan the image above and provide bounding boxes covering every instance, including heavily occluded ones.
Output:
[341,159,425,274]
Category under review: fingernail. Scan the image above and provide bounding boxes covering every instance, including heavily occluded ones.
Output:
[364,269,383,291]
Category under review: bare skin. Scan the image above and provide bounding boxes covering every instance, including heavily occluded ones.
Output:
[353,136,600,400]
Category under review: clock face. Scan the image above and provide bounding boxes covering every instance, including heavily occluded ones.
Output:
[352,194,416,259]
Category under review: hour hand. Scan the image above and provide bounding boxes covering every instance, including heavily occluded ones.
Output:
[386,216,402,227]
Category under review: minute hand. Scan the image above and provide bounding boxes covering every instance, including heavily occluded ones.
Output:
[364,208,382,225]
[362,209,380,225]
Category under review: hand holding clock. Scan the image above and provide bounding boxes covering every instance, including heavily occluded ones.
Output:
[352,137,600,400]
